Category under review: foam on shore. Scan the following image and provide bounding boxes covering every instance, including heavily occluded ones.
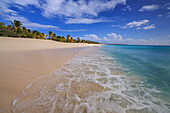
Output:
[1,47,169,113]
[0,37,100,108]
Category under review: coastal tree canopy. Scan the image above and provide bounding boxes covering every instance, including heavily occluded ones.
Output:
[0,20,99,44]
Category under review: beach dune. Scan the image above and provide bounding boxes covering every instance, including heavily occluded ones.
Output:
[0,37,94,109]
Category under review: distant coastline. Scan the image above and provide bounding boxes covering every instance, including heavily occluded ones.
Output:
[102,43,170,47]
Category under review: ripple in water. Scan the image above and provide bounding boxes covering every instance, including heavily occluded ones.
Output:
[1,47,170,113]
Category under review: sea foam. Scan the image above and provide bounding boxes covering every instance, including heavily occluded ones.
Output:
[3,47,170,113]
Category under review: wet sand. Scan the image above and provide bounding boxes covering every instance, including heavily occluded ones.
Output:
[0,37,94,109]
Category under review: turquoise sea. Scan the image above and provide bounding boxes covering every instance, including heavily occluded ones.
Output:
[101,45,170,112]
[4,45,170,113]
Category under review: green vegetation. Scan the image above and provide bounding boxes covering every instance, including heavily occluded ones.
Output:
[0,20,99,44]
[67,35,70,42]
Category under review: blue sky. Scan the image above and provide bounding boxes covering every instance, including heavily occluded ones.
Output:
[0,0,170,45]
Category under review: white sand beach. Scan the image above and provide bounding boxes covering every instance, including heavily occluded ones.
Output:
[0,37,97,108]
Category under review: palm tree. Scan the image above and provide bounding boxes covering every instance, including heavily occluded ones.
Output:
[10,21,16,31]
[46,34,48,38]
[77,37,81,43]
[10,20,22,32]
[7,25,12,30]
[35,31,41,38]
[0,22,5,27]
[33,30,37,39]
[22,27,27,32]
[70,37,73,43]
[81,40,86,43]
[33,30,37,34]
[48,31,53,39]
[73,39,77,43]
[10,20,22,28]
[19,27,23,31]
[27,29,31,33]
[17,27,23,34]
[42,33,45,36]
[14,20,22,28]
[67,34,70,42]
[14,27,17,31]
[53,33,56,40]
[41,33,45,39]
[10,21,15,28]
[59,36,65,42]
[57,36,61,40]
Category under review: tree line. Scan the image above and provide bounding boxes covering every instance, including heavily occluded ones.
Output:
[0,20,99,44]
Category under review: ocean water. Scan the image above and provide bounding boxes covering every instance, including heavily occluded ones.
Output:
[2,45,170,113]
[101,45,170,113]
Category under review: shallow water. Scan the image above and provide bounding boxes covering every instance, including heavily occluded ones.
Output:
[1,46,170,113]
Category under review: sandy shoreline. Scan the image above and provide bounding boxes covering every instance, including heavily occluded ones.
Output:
[0,37,98,53]
[0,37,96,109]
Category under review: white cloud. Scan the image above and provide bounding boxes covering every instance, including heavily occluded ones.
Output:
[81,33,124,44]
[30,11,35,13]
[5,15,86,31]
[123,20,149,28]
[167,12,170,18]
[81,33,170,45]
[143,24,155,30]
[0,0,126,24]
[0,0,88,31]
[139,5,159,12]
[122,5,132,11]
[158,15,162,17]
[167,35,170,38]
[3,14,59,29]
[55,29,86,32]
[24,22,59,29]
[0,1,58,30]
[123,20,156,30]
[111,25,122,28]
[163,2,170,10]
[65,18,111,24]
[3,14,86,31]
[106,33,123,40]
[0,0,40,16]
[41,0,126,18]
[82,34,101,41]
[12,4,24,11]
[41,0,126,24]
[12,0,40,7]
[136,27,142,30]
[0,1,17,17]
[163,2,170,18]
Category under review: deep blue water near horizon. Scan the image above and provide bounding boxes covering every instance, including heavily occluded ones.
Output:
[101,45,170,112]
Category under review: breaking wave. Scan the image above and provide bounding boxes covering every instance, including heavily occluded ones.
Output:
[2,47,170,113]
